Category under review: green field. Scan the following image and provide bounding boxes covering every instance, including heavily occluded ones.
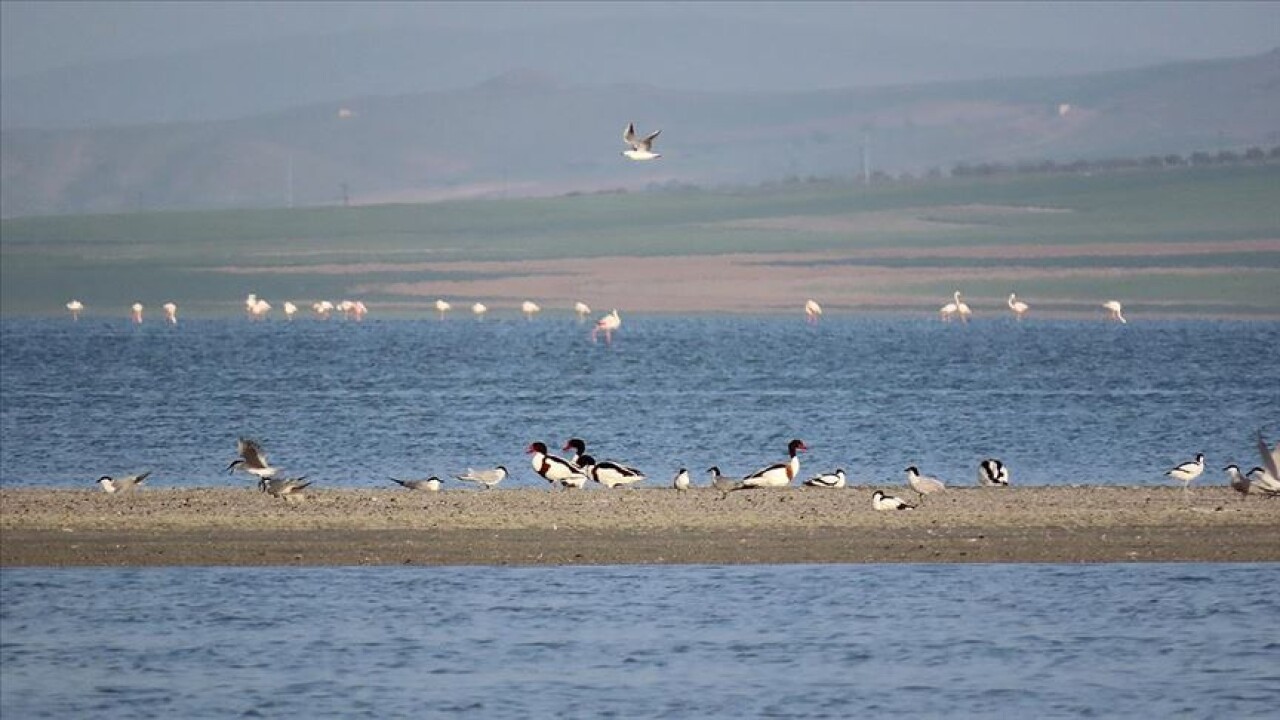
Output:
[2,165,1278,317]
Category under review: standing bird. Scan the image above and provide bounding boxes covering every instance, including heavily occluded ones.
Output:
[955,292,972,323]
[741,439,808,488]
[251,299,271,320]
[66,299,84,321]
[162,302,178,325]
[707,466,744,497]
[574,301,592,321]
[804,469,846,488]
[562,438,646,489]
[454,466,508,490]
[939,294,958,322]
[622,122,662,161]
[526,442,587,488]
[96,471,150,494]
[1165,453,1205,496]
[592,309,621,345]
[260,475,311,499]
[872,490,916,511]
[1103,300,1127,324]
[1224,465,1251,498]
[472,302,488,320]
[389,476,441,492]
[672,468,691,491]
[805,299,823,325]
[1007,293,1029,320]
[227,437,280,481]
[130,302,144,324]
[283,301,298,320]
[904,466,946,503]
[313,300,334,319]
[1247,467,1280,496]
[978,458,1010,487]
[521,301,541,320]
[435,299,452,320]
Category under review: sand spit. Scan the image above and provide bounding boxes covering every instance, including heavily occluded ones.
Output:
[3,486,1276,567]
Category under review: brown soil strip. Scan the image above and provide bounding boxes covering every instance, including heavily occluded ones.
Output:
[4,487,1276,566]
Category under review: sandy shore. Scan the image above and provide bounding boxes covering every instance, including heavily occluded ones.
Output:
[2,486,1276,567]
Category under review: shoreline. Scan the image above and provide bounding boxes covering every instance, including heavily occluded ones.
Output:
[3,487,1277,567]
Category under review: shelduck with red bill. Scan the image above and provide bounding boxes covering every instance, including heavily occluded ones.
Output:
[741,439,808,488]
[526,441,587,488]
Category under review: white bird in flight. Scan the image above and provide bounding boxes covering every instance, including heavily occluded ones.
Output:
[805,299,823,324]
[622,122,662,161]
[1103,300,1127,324]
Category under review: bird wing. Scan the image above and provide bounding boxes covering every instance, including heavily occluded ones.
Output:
[638,129,661,150]
[238,438,269,468]
[1260,430,1280,482]
[624,123,637,146]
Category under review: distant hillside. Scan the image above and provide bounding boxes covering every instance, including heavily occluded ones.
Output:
[2,50,1277,218]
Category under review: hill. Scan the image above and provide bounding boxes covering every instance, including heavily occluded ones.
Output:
[1,50,1278,218]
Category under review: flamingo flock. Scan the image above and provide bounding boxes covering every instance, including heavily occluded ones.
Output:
[63,292,1137,333]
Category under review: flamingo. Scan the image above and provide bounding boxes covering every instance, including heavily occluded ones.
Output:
[955,292,972,323]
[1103,300,1127,324]
[472,302,488,320]
[1007,293,1029,320]
[312,300,334,319]
[130,302,144,324]
[352,301,368,321]
[66,299,84,321]
[251,299,271,320]
[574,301,592,321]
[939,293,958,322]
[435,299,452,320]
[805,299,823,324]
[521,301,541,320]
[283,301,298,320]
[162,302,177,325]
[592,309,621,345]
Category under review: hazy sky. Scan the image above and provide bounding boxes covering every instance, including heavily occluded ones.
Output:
[4,1,1278,79]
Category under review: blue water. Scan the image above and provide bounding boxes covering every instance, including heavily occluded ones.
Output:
[2,564,1277,718]
[2,316,1277,488]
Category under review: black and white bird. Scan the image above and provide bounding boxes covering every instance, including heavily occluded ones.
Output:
[1248,467,1280,497]
[227,437,280,480]
[389,476,441,492]
[742,439,808,488]
[454,466,508,490]
[1165,453,1205,495]
[260,475,311,499]
[622,122,662,161]
[978,458,1010,487]
[563,438,646,488]
[526,442,587,488]
[872,490,916,511]
[1223,465,1251,498]
[672,468,691,491]
[904,466,946,503]
[96,471,150,494]
[803,469,846,488]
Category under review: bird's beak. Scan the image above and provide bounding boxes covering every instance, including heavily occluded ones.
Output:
[226,460,240,473]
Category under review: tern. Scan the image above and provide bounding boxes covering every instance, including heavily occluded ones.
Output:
[872,490,916,511]
[707,466,745,497]
[389,476,442,492]
[97,471,151,494]
[227,437,280,480]
[260,475,311,499]
[672,468,691,491]
[1247,467,1280,496]
[1224,465,1251,498]
[454,466,508,490]
[904,466,946,503]
[622,122,662,161]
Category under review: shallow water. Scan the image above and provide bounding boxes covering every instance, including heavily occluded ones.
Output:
[2,564,1277,718]
[1,316,1277,489]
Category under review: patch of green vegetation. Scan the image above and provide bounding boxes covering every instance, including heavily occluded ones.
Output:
[3,165,1277,316]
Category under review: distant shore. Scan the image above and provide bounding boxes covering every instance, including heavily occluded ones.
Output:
[3,486,1277,566]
